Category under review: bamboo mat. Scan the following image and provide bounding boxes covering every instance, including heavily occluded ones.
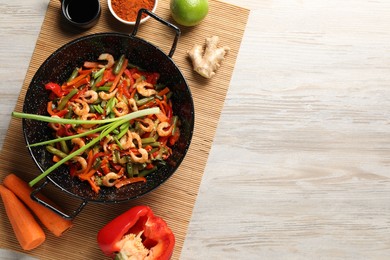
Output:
[0,0,249,259]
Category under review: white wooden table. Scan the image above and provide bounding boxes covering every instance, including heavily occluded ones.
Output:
[1,0,390,259]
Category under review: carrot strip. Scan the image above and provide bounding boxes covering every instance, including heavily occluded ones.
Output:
[156,99,167,116]
[109,59,128,92]
[130,87,137,99]
[72,75,90,88]
[77,149,94,176]
[0,184,46,250]
[78,169,97,181]
[3,174,73,237]
[78,69,93,75]
[157,87,170,97]
[87,178,100,194]
[66,73,88,87]
[52,155,61,163]
[47,101,55,115]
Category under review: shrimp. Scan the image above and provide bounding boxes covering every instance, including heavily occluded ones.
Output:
[102,136,113,153]
[120,131,142,150]
[48,115,61,131]
[98,53,114,69]
[130,148,149,164]
[157,121,173,137]
[113,101,129,117]
[139,118,154,132]
[71,137,85,150]
[101,172,120,187]
[71,99,90,116]
[81,90,98,104]
[136,80,156,97]
[128,98,138,112]
[80,113,97,129]
[99,89,117,100]
[72,156,87,173]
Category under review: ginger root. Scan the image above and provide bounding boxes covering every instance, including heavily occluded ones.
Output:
[187,36,230,79]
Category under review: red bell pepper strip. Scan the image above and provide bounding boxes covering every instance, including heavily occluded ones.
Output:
[45,82,68,97]
[96,69,116,87]
[97,205,175,260]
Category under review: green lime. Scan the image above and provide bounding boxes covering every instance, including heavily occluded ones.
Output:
[170,0,209,27]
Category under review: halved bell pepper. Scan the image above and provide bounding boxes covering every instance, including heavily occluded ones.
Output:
[97,205,175,260]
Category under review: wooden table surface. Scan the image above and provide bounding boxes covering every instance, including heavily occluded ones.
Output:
[1,0,390,259]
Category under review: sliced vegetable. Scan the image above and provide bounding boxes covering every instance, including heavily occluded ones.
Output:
[2,174,73,237]
[0,184,46,250]
[97,205,175,260]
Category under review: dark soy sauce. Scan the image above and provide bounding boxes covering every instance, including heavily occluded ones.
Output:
[65,0,99,23]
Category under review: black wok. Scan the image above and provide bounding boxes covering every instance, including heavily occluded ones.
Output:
[22,9,194,219]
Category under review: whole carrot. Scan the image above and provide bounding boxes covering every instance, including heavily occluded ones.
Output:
[0,184,46,250]
[3,174,73,237]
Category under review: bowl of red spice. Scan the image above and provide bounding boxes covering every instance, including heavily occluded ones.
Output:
[108,0,158,25]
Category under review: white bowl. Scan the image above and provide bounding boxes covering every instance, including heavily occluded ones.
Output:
[107,0,158,25]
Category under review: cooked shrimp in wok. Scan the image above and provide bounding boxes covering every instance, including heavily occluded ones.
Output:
[44,53,181,193]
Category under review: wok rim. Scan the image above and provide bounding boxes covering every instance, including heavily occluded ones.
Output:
[22,32,195,204]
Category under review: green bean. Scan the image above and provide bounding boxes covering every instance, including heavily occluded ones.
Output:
[171,116,179,136]
[113,54,125,75]
[91,73,103,90]
[59,140,69,154]
[113,150,121,164]
[46,145,68,158]
[97,86,111,92]
[93,67,105,79]
[106,97,117,114]
[67,67,79,82]
[126,163,134,177]
[139,166,157,177]
[141,137,156,144]
[144,142,161,148]
[136,97,155,107]
[65,105,74,119]
[57,88,78,110]
[127,63,143,71]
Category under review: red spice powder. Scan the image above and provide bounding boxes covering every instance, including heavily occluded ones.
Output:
[111,0,155,22]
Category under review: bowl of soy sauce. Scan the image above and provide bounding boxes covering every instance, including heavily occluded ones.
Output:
[61,0,101,29]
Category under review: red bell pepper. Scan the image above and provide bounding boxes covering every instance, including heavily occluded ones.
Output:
[45,82,68,97]
[97,205,175,260]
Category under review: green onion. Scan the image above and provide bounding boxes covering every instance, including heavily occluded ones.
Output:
[12,107,158,125]
[12,107,160,187]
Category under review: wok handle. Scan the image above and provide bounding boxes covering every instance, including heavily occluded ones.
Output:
[132,8,181,58]
[30,179,88,220]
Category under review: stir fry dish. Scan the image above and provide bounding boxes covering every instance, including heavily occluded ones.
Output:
[39,53,180,193]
